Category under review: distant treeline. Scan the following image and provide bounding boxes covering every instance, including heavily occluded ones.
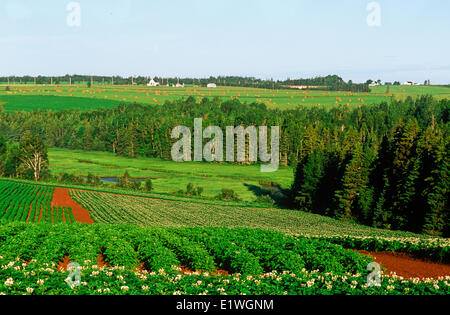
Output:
[0,75,370,92]
[0,95,448,235]
[284,75,371,92]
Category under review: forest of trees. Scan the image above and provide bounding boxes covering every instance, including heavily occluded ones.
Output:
[0,95,448,235]
[0,75,370,92]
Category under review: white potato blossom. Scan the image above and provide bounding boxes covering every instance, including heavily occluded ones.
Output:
[4,278,13,286]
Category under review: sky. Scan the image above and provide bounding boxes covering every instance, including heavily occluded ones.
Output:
[0,0,449,84]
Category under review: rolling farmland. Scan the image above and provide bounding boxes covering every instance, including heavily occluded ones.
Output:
[67,188,443,241]
[1,84,448,113]
[48,148,293,202]
[0,84,395,112]
[0,179,449,295]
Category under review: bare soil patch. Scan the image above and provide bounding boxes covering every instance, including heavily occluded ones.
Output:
[51,188,94,224]
[360,250,450,279]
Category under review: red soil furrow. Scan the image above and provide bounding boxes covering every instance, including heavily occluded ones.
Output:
[360,251,450,279]
[38,204,43,222]
[51,188,94,224]
[51,205,55,224]
[25,203,32,222]
[26,190,41,223]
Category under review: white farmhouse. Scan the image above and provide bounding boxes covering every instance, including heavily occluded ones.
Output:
[403,81,419,86]
[207,83,217,88]
[147,78,160,87]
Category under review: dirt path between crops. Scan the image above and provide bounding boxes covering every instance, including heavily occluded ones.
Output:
[51,188,94,224]
[360,251,450,279]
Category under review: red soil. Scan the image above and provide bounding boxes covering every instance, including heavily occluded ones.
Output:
[51,188,94,224]
[360,251,450,279]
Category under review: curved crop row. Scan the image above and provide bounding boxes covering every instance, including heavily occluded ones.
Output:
[0,181,55,223]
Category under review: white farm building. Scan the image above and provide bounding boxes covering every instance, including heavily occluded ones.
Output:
[207,83,217,88]
[147,78,160,87]
[403,81,419,86]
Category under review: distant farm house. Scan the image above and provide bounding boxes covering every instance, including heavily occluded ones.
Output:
[147,78,160,87]
[369,82,380,87]
[403,81,419,86]
[175,83,185,88]
[207,83,217,88]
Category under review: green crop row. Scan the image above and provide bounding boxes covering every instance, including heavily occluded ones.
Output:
[0,222,448,295]
[0,222,372,275]
[0,181,79,225]
[0,182,54,223]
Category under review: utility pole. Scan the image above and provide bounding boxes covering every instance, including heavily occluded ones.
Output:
[69,77,72,85]
[91,76,93,87]
[112,76,114,85]
[34,77,36,85]
[50,77,53,85]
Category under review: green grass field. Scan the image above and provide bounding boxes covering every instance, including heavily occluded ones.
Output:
[0,83,397,111]
[48,148,294,202]
[371,85,450,100]
[1,84,448,112]
[0,95,123,112]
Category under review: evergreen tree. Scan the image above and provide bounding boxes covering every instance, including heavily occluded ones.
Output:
[417,126,449,235]
[335,144,373,221]
[369,136,393,228]
[388,119,421,230]
[293,150,327,212]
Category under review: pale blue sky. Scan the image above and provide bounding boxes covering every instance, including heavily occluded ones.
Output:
[0,0,449,83]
